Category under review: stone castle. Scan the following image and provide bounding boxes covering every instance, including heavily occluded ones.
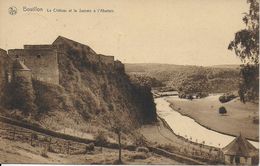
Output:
[0,36,125,88]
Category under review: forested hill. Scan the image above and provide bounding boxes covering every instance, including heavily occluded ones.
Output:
[125,63,241,93]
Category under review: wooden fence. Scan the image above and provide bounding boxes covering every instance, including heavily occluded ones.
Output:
[0,125,89,155]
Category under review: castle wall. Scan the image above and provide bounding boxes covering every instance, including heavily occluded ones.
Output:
[0,49,7,84]
[24,45,54,49]
[87,51,100,64]
[0,49,7,100]
[114,60,125,72]
[99,54,114,65]
[0,36,126,99]
[8,49,59,84]
[53,36,100,65]
[69,43,100,64]
[4,55,14,83]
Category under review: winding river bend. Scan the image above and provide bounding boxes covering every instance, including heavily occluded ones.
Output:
[155,97,259,149]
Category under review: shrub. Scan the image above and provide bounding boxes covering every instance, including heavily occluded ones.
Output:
[186,94,193,100]
[94,131,107,152]
[133,134,147,146]
[131,152,148,160]
[196,92,209,98]
[136,147,149,153]
[47,146,56,153]
[31,133,38,140]
[178,92,186,99]
[253,117,259,124]
[85,143,95,152]
[41,146,48,158]
[219,93,236,103]
[219,106,227,115]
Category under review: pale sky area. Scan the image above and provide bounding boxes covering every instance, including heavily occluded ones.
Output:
[0,0,249,66]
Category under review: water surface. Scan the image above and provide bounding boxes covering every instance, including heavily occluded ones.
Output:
[155,97,259,148]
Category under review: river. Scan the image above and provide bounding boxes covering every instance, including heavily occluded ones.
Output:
[155,97,259,149]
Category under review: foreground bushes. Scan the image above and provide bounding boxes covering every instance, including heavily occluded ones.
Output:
[5,75,37,115]
[94,130,107,151]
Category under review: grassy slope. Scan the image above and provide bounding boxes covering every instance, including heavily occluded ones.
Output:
[167,95,259,141]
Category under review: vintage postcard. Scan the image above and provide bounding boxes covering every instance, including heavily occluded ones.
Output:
[0,0,259,165]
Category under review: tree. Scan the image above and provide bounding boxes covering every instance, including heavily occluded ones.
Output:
[219,106,227,115]
[228,0,259,102]
[94,130,107,152]
[133,132,148,146]
[102,111,134,164]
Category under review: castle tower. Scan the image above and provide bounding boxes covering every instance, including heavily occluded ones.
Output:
[12,59,31,82]
[8,45,59,85]
[11,59,36,114]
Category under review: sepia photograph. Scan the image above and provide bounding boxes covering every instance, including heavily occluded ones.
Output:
[0,0,259,165]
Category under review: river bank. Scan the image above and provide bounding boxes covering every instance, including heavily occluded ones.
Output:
[166,95,259,141]
[140,117,223,164]
[155,97,259,149]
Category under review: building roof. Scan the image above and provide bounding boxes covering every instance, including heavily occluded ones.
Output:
[222,134,258,157]
[52,36,96,54]
[13,59,31,71]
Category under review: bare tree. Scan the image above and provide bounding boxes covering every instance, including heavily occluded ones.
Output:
[103,111,134,164]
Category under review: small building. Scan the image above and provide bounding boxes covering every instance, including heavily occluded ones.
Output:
[222,134,259,165]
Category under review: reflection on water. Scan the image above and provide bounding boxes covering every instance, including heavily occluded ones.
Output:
[155,97,259,149]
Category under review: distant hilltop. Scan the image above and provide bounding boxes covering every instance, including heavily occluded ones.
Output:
[0,36,124,85]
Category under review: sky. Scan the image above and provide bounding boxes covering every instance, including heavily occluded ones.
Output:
[0,0,249,66]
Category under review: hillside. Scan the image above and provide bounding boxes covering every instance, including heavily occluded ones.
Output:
[0,37,157,142]
[125,63,240,93]
[0,120,181,164]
